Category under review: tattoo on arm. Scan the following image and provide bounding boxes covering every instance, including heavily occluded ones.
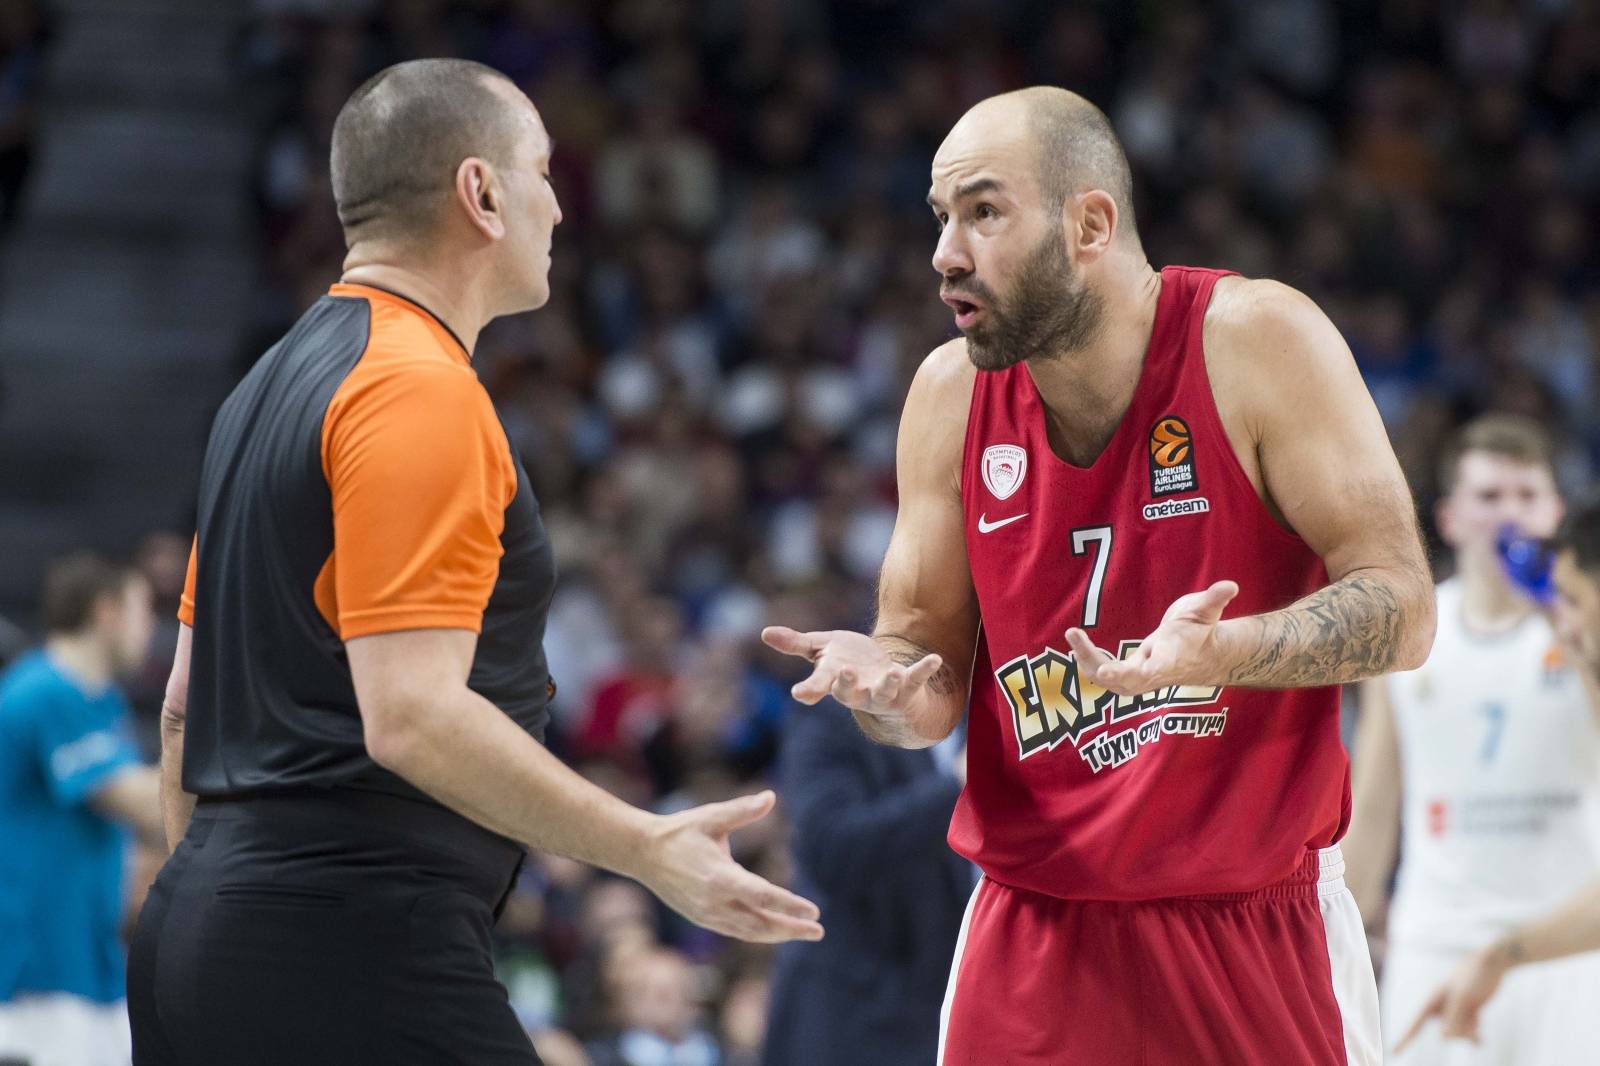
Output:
[1226,571,1417,688]
[875,633,962,695]
[836,633,962,748]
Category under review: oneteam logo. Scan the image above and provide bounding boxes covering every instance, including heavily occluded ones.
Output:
[1141,496,1210,521]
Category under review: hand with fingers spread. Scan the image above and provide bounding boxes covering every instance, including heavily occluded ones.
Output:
[1393,946,1508,1052]
[1065,580,1240,698]
[760,626,947,743]
[638,789,824,945]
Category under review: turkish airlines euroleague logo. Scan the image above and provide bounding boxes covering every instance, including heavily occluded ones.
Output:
[1149,416,1198,497]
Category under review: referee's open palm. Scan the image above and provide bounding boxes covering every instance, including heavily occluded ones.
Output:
[643,790,824,944]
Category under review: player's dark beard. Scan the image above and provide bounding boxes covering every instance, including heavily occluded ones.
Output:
[955,233,1106,372]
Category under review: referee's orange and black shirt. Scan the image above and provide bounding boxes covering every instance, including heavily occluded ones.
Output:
[178,282,555,803]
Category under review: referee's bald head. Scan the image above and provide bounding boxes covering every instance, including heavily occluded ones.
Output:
[330,59,534,241]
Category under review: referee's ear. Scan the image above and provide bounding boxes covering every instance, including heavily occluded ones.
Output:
[455,157,506,242]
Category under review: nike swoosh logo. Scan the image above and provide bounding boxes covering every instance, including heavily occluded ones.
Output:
[977,512,1029,533]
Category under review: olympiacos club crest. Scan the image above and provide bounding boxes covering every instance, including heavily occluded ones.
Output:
[982,444,1027,500]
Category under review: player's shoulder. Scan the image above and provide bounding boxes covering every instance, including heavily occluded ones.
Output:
[1205,276,1338,356]
[1202,274,1354,402]
[911,336,978,397]
[904,337,977,433]
[897,338,977,482]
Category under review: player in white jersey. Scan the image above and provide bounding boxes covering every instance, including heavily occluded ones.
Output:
[1397,501,1600,1048]
[1344,414,1600,1065]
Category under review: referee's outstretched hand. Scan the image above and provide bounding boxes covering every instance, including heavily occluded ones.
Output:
[641,789,824,944]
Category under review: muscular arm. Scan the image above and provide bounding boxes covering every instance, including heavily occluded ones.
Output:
[350,628,658,868]
[159,623,195,852]
[1211,280,1436,687]
[855,637,965,746]
[1226,573,1413,686]
[860,344,981,746]
[350,628,821,943]
[763,342,980,749]
[1071,281,1435,697]
[1342,677,1403,930]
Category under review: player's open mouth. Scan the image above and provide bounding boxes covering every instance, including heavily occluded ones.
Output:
[942,294,984,328]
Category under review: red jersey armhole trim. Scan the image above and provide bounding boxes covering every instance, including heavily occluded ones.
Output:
[1184,270,1313,555]
[959,362,992,504]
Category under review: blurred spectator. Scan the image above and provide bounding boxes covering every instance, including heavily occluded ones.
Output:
[0,612,28,672]
[0,553,162,1066]
[0,0,50,233]
[123,532,191,758]
[596,97,719,235]
[587,946,723,1066]
[575,596,683,768]
[535,1027,597,1066]
[764,701,971,1066]
[717,971,768,1066]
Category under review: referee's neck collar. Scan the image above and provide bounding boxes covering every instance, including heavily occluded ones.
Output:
[329,282,474,363]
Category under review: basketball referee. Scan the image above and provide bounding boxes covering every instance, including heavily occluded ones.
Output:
[127,59,822,1066]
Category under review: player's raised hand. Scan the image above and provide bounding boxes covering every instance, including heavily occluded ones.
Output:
[1394,948,1507,1051]
[761,626,944,719]
[1065,581,1240,697]
[640,789,824,944]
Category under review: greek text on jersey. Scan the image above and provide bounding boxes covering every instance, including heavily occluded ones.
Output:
[993,638,1225,766]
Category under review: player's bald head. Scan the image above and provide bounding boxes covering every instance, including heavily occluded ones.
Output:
[331,58,537,240]
[939,87,1138,245]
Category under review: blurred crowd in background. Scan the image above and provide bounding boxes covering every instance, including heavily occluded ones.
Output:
[4,0,1600,1063]
[0,1,51,237]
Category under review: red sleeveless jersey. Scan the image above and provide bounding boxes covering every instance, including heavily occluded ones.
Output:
[950,265,1349,901]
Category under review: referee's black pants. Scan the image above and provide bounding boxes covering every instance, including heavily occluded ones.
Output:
[127,788,541,1065]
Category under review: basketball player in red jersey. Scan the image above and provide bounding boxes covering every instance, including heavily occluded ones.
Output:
[763,88,1436,1065]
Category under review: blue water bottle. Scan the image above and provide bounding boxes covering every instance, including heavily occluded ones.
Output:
[1495,524,1556,606]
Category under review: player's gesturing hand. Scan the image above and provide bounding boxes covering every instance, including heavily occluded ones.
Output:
[641,789,824,944]
[1065,581,1240,697]
[760,626,944,719]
